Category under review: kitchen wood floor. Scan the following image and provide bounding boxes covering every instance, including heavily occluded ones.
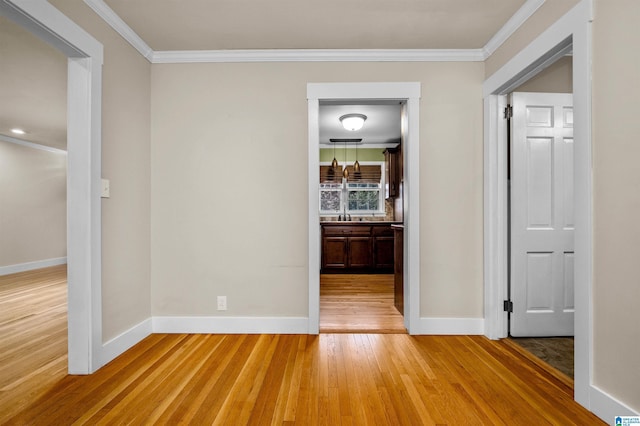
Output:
[0,266,605,424]
[319,274,405,333]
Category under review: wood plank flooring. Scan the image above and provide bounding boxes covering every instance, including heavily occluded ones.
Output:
[320,274,405,333]
[0,265,68,424]
[0,267,606,425]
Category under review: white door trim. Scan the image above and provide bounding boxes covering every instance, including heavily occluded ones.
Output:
[1,0,104,373]
[483,0,593,411]
[307,82,421,334]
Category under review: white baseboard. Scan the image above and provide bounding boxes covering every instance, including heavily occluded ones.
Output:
[152,316,309,334]
[415,317,485,335]
[590,384,639,422]
[100,318,152,367]
[0,257,67,276]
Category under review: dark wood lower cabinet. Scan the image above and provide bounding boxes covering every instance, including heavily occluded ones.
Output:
[322,237,348,268]
[321,223,397,274]
[393,225,404,314]
[372,226,395,271]
[348,237,373,268]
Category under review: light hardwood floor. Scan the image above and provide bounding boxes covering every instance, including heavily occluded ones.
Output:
[320,274,405,333]
[1,266,605,425]
[0,265,68,423]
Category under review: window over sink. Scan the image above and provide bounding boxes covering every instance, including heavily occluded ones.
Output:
[319,162,384,216]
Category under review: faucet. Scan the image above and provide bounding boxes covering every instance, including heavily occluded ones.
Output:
[341,206,351,221]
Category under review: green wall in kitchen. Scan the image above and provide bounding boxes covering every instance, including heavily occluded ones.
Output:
[319,148,385,163]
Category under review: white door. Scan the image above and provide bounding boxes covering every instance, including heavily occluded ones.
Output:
[510,92,574,337]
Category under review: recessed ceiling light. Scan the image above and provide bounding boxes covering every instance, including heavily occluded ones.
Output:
[11,128,26,135]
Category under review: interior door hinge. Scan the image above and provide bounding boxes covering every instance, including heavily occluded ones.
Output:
[504,105,513,119]
[503,300,513,313]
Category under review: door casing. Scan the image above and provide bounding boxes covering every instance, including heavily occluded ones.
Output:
[0,0,104,373]
[483,0,592,408]
[307,82,421,334]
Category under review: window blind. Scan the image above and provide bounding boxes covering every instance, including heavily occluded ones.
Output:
[320,165,381,184]
[345,165,381,184]
[319,165,342,183]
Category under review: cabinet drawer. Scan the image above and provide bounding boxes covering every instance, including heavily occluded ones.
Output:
[323,226,371,236]
[371,225,393,237]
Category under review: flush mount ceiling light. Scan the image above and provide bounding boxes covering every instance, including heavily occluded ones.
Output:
[11,128,25,135]
[339,113,367,131]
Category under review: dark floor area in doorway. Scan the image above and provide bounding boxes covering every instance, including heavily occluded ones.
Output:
[509,337,574,379]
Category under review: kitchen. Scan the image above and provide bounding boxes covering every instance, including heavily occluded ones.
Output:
[318,101,405,333]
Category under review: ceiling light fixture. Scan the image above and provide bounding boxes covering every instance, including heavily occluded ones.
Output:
[339,113,367,131]
[11,128,25,135]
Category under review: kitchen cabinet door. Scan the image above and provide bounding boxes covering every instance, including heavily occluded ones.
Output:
[348,237,373,268]
[322,237,347,269]
[373,235,394,270]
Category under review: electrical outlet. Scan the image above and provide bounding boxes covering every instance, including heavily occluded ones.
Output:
[217,296,227,311]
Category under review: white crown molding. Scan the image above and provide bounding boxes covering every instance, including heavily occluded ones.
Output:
[483,0,546,58]
[83,0,153,61]
[151,49,485,63]
[0,133,67,154]
[84,0,545,63]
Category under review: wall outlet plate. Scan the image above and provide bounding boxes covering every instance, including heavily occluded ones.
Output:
[217,296,227,311]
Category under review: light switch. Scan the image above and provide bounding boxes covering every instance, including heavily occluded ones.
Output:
[101,179,110,198]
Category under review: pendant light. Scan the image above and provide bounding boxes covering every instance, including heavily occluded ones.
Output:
[342,140,349,179]
[331,142,339,169]
[353,142,361,173]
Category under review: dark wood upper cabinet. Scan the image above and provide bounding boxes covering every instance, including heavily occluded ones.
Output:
[384,147,400,199]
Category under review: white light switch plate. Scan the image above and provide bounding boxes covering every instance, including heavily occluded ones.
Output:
[101,179,110,198]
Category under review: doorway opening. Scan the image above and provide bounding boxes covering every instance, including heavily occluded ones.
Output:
[0,15,70,411]
[317,100,405,333]
[505,73,575,377]
[307,82,421,335]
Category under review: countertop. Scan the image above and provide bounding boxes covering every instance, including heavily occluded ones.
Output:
[320,221,402,226]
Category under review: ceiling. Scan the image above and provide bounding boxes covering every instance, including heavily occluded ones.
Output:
[103,0,526,51]
[0,0,531,150]
[0,15,67,150]
[319,102,401,148]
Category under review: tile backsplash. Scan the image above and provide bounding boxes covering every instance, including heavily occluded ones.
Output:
[320,199,395,222]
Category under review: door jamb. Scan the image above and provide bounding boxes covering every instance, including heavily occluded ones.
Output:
[483,0,592,408]
[1,0,104,373]
[307,82,421,334]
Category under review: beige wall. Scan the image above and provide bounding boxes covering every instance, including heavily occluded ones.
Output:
[513,56,573,93]
[592,0,640,410]
[485,0,580,78]
[0,142,66,267]
[151,62,484,318]
[49,0,152,342]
